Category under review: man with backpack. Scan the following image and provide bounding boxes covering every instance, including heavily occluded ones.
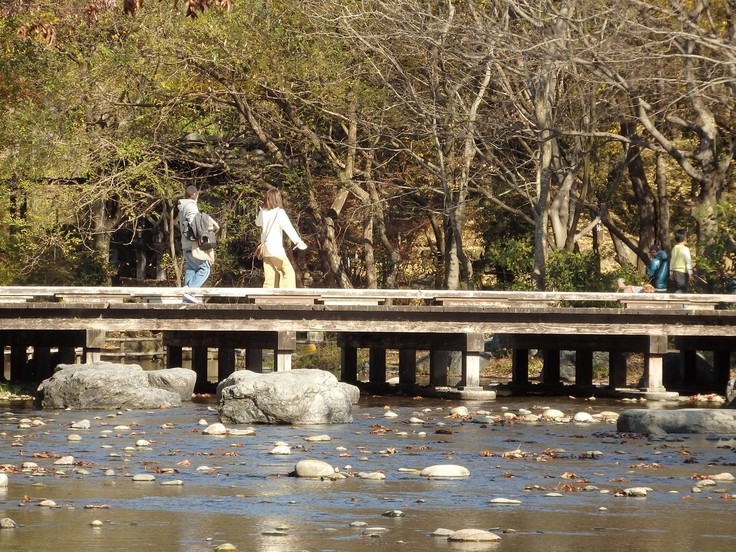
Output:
[177,185,211,303]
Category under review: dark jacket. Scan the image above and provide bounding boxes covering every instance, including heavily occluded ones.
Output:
[188,212,218,250]
[646,251,669,291]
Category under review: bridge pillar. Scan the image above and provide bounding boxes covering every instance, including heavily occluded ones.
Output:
[642,335,667,392]
[430,350,449,387]
[341,346,358,382]
[10,342,28,381]
[369,347,386,383]
[218,347,236,381]
[246,348,263,372]
[609,351,627,388]
[398,349,416,385]
[511,349,529,385]
[84,329,105,363]
[167,346,183,368]
[33,346,52,381]
[576,350,594,387]
[275,331,295,371]
[713,350,731,390]
[541,349,560,385]
[460,333,484,388]
[192,346,209,385]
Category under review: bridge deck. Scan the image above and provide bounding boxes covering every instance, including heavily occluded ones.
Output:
[1,287,734,398]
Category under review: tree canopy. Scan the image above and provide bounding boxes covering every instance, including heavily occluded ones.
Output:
[1,0,734,291]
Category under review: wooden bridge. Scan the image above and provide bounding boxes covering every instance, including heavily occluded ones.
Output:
[1,286,735,400]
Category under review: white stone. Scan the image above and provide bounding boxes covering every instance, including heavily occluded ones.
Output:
[448,528,501,542]
[135,439,150,447]
[202,423,228,435]
[39,499,57,507]
[408,417,425,424]
[358,472,386,480]
[573,412,594,423]
[710,472,734,481]
[294,459,335,478]
[0,474,7,487]
[384,410,399,418]
[450,406,470,417]
[90,520,104,527]
[269,445,291,455]
[542,408,565,419]
[227,428,255,436]
[419,464,470,478]
[132,473,156,482]
[304,434,331,442]
[67,434,82,441]
[71,419,91,430]
[623,487,650,497]
[489,498,522,504]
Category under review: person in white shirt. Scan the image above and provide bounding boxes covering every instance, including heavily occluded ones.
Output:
[255,188,307,288]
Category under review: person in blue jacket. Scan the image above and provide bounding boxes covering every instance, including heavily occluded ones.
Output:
[646,243,669,292]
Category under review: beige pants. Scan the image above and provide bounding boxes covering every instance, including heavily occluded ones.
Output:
[263,255,296,288]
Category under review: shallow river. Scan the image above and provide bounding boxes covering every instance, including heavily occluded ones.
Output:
[1,395,735,552]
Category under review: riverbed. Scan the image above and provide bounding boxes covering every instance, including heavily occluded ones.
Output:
[1,395,735,552]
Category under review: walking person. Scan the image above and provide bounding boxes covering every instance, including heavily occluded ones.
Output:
[645,243,669,292]
[177,185,210,302]
[256,188,307,288]
[669,229,693,293]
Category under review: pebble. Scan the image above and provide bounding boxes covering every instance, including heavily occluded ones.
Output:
[489,498,522,505]
[294,459,335,478]
[0,474,8,487]
[90,520,104,527]
[70,419,91,430]
[304,434,331,442]
[269,445,291,455]
[132,474,155,482]
[67,434,82,441]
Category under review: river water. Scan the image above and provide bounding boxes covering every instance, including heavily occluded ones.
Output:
[1,395,735,552]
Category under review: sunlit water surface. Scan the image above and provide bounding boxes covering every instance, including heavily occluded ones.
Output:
[1,395,735,552]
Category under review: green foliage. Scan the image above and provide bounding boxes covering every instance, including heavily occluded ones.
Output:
[480,238,534,290]
[546,250,602,292]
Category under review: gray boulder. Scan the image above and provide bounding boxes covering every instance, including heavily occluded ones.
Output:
[617,408,736,434]
[36,362,182,410]
[146,368,196,401]
[218,369,355,424]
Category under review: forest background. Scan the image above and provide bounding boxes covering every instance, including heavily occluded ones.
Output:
[0,0,734,292]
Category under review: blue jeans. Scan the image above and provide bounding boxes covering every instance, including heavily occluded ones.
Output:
[184,249,210,288]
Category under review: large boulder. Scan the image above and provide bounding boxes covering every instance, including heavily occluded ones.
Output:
[218,369,355,424]
[726,377,736,408]
[146,368,196,401]
[617,408,736,434]
[36,362,182,410]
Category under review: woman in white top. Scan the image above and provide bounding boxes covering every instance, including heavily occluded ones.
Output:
[255,188,307,288]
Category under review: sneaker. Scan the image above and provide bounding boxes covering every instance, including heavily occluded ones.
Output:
[183,293,202,304]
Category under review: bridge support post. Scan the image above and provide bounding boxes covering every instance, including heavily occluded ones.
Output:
[192,346,209,386]
[609,351,627,388]
[430,351,449,387]
[341,346,358,382]
[218,347,235,381]
[541,349,560,385]
[511,349,529,385]
[84,329,105,363]
[460,333,484,389]
[275,331,295,371]
[246,348,263,372]
[33,346,52,381]
[642,335,667,393]
[713,350,731,390]
[369,347,386,383]
[576,350,594,387]
[167,346,183,368]
[398,349,416,385]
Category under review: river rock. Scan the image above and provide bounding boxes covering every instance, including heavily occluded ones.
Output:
[0,474,7,487]
[218,369,354,425]
[36,362,182,410]
[448,528,501,542]
[617,408,736,434]
[419,464,470,478]
[294,459,335,478]
[0,518,18,529]
[726,377,736,408]
[146,368,196,401]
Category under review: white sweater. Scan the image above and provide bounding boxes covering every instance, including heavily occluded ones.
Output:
[256,207,306,257]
